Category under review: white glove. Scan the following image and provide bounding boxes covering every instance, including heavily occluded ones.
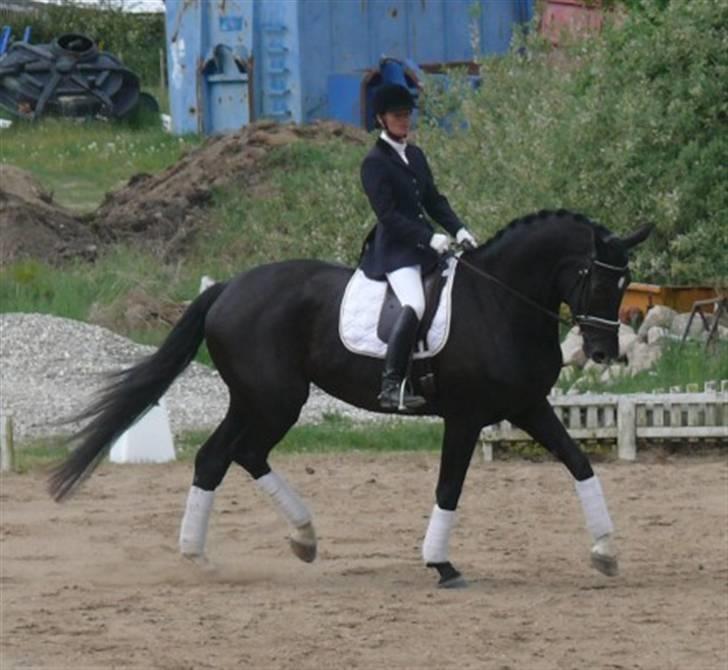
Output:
[456,228,477,249]
[429,233,450,255]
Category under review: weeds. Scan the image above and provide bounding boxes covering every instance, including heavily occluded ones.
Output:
[557,340,728,394]
[0,117,198,211]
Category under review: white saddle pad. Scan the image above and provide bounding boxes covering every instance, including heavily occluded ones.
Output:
[339,257,458,360]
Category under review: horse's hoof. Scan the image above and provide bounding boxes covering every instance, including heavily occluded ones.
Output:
[289,522,317,563]
[591,534,619,576]
[438,574,469,589]
[181,553,216,572]
[428,561,468,589]
[591,552,619,577]
[289,538,317,563]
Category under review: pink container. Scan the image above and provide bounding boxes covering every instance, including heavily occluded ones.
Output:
[540,0,604,45]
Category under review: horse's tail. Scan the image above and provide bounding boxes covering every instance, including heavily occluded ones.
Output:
[48,282,228,502]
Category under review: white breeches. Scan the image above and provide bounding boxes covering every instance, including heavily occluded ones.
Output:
[385,265,425,320]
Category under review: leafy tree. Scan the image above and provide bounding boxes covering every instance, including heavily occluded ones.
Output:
[419,0,727,284]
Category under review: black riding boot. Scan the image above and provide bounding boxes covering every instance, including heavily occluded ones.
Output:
[378,306,427,411]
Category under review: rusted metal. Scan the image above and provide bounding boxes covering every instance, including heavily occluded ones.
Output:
[681,296,727,350]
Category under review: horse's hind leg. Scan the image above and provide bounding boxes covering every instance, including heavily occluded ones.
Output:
[231,397,317,563]
[179,406,246,559]
[510,398,618,576]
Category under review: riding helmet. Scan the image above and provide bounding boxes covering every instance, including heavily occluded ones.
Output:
[373,83,416,116]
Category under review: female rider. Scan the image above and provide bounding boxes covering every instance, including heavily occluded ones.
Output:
[359,83,477,411]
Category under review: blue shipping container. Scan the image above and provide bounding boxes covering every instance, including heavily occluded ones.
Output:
[165,0,533,134]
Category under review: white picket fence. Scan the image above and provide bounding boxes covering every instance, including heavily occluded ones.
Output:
[480,380,728,461]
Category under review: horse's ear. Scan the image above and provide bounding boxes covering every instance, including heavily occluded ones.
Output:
[620,224,653,249]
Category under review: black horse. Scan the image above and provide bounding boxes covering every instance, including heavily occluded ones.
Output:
[49,209,651,587]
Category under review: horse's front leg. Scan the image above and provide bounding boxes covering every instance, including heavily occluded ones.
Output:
[510,398,618,576]
[423,418,481,588]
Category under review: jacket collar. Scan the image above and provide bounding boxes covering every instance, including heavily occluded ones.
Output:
[379,130,408,156]
[375,137,416,175]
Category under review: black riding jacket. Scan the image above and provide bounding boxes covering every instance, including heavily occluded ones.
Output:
[359,138,464,279]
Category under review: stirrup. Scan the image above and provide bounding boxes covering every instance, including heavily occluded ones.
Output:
[378,378,425,411]
[397,378,426,411]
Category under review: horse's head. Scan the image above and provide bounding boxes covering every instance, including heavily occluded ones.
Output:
[567,224,653,364]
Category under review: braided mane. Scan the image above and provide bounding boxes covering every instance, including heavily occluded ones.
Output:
[480,209,612,256]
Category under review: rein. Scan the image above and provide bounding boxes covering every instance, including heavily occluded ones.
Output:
[449,248,625,332]
[449,250,572,326]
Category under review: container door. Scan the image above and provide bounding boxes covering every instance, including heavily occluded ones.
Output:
[165,0,203,134]
[200,0,254,134]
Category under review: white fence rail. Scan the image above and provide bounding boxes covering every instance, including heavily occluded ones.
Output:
[480,380,728,461]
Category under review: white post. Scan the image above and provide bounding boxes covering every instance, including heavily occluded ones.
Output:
[617,398,637,461]
[0,415,16,473]
[479,431,494,462]
[109,399,175,464]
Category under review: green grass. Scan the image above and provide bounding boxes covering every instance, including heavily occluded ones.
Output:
[0,116,198,212]
[9,413,622,475]
[191,141,369,273]
[1,248,195,320]
[9,415,443,473]
[8,437,68,474]
[558,340,728,394]
[177,414,443,461]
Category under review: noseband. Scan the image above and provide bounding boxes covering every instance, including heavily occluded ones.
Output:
[570,259,630,332]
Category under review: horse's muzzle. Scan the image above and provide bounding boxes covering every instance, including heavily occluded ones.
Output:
[582,333,620,364]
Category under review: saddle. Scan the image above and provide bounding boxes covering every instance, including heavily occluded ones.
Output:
[338,257,457,361]
[377,261,449,350]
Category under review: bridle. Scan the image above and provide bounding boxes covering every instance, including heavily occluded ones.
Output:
[451,247,629,332]
[569,259,630,332]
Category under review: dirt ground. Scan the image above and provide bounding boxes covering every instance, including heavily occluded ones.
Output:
[1,453,726,670]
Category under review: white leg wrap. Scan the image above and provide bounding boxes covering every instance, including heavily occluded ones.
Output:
[422,505,457,564]
[575,475,614,541]
[255,471,312,529]
[179,486,215,556]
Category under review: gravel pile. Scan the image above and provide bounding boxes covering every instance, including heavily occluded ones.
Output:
[0,313,380,440]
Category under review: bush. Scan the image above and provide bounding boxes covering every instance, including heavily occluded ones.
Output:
[418,0,727,285]
[196,141,370,271]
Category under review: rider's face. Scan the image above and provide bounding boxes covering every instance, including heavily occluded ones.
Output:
[380,109,412,138]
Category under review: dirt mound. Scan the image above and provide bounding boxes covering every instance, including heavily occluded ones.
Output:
[0,165,98,265]
[1,121,367,266]
[92,120,368,259]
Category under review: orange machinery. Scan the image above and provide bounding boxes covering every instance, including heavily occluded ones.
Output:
[621,283,724,318]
